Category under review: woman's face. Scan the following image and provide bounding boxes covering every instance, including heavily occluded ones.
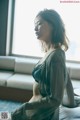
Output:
[34,16,53,42]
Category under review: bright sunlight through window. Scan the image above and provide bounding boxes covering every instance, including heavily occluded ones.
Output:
[12,0,80,61]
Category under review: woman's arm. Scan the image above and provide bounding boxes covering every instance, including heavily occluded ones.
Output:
[62,72,76,107]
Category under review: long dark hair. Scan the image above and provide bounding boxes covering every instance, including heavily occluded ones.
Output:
[36,9,69,51]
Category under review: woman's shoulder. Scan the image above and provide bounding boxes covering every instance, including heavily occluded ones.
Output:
[46,49,66,67]
[46,48,65,64]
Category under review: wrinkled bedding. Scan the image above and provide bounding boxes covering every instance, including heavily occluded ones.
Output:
[60,91,80,120]
[60,105,80,120]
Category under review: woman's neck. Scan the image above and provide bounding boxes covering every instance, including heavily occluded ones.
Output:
[41,41,55,52]
[38,44,55,65]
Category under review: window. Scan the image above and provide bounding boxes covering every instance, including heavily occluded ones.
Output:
[10,0,80,61]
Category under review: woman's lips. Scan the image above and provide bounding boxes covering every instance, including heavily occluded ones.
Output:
[35,32,39,36]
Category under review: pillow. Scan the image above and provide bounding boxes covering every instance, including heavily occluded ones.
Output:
[70,67,80,80]
[66,62,80,80]
[14,59,35,74]
[0,56,15,70]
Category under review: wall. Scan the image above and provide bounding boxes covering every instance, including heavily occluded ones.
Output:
[0,0,9,55]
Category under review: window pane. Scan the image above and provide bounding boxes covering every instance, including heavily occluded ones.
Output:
[12,0,80,61]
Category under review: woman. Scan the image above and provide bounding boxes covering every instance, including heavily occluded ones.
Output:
[11,9,77,120]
